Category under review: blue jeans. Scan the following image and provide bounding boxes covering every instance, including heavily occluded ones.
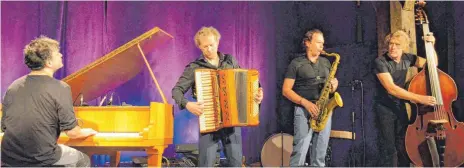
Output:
[290,106,332,167]
[198,127,242,167]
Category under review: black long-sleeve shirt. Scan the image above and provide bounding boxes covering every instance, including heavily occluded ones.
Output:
[171,52,240,109]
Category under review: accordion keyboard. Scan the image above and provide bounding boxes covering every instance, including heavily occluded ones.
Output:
[195,70,221,133]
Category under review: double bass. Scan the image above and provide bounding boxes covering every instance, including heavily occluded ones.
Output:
[405,2,464,167]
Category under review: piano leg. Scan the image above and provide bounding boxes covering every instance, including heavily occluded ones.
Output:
[108,151,121,167]
[146,146,167,166]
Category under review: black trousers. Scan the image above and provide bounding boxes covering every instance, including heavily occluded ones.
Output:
[198,127,242,167]
[375,102,411,167]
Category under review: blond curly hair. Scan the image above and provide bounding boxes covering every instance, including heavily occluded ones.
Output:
[194,26,221,47]
[385,30,411,51]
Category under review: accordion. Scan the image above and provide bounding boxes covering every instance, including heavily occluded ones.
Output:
[195,68,260,133]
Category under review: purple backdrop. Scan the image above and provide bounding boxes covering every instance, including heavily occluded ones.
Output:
[3,1,464,166]
[1,1,276,163]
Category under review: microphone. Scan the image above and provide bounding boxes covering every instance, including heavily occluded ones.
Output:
[99,94,108,106]
[80,94,84,106]
[350,80,362,90]
[350,80,362,85]
[107,92,114,106]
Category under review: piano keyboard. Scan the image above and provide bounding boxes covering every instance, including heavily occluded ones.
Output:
[195,70,221,132]
[94,132,140,137]
[0,132,140,138]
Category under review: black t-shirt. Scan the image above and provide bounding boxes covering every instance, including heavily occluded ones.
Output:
[374,52,418,106]
[1,75,77,166]
[285,54,331,101]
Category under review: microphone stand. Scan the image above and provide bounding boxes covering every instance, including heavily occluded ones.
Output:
[349,80,366,167]
[358,81,365,166]
[107,92,114,106]
[281,130,284,167]
[350,81,356,167]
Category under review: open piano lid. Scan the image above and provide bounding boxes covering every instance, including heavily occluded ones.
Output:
[62,27,173,104]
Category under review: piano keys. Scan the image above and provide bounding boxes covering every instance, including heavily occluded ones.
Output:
[90,133,140,138]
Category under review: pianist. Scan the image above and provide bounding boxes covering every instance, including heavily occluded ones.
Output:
[172,26,264,167]
[1,36,97,166]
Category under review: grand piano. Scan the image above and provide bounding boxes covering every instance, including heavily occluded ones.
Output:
[1,27,174,167]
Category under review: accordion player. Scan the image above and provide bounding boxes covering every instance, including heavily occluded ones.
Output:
[194,68,260,133]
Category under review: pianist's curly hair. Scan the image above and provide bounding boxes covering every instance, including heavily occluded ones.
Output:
[194,26,221,47]
[23,35,60,70]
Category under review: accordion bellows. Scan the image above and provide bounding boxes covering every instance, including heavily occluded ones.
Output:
[195,69,260,133]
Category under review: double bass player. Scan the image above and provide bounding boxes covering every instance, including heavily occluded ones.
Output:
[373,30,437,166]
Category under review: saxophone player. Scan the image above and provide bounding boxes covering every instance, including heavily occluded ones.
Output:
[282,29,339,167]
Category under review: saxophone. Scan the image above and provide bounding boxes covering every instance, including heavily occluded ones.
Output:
[310,51,344,132]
